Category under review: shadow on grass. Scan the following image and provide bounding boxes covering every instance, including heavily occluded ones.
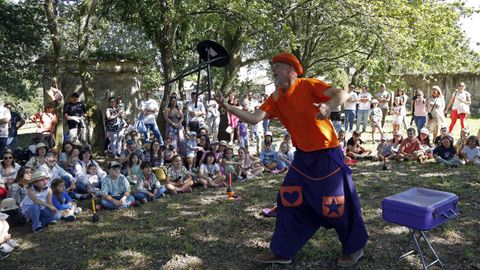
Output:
[1,160,479,269]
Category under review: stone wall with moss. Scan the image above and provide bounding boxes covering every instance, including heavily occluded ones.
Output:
[403,73,480,115]
[40,59,147,151]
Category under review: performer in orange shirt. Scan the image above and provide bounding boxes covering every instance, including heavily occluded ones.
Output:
[216,53,367,267]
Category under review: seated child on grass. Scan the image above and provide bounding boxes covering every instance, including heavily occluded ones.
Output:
[51,178,81,222]
[459,135,480,166]
[126,153,142,185]
[20,171,57,233]
[397,128,425,162]
[237,147,264,180]
[260,141,279,172]
[376,135,394,162]
[165,155,194,194]
[418,128,433,159]
[134,161,167,203]
[221,147,241,180]
[197,152,226,188]
[77,163,101,195]
[277,142,293,171]
[433,135,461,167]
[100,161,136,210]
[346,131,372,160]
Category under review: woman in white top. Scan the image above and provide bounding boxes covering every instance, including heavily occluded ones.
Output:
[427,86,446,139]
[0,150,21,199]
[445,82,471,135]
[355,86,372,133]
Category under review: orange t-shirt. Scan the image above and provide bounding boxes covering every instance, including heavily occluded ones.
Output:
[259,78,339,152]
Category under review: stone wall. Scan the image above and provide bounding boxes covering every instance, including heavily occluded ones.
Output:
[402,72,480,114]
[40,59,147,150]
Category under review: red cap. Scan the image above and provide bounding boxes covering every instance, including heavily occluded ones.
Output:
[272,52,303,76]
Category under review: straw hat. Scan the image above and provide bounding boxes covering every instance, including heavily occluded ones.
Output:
[0,198,18,212]
[36,142,48,152]
[29,170,49,183]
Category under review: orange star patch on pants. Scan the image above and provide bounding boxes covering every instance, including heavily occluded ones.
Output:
[322,196,345,218]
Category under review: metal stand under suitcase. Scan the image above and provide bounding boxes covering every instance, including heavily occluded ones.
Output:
[382,187,459,270]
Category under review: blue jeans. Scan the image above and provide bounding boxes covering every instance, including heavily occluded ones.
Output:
[414,116,427,134]
[144,123,164,145]
[356,110,370,132]
[22,204,56,231]
[262,118,270,133]
[101,195,135,210]
[134,186,167,201]
[7,136,18,150]
[344,110,356,132]
[332,121,342,134]
[75,180,100,194]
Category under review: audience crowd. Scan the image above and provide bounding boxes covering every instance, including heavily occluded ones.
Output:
[0,82,477,259]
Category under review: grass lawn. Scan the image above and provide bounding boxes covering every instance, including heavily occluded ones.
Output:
[2,115,480,269]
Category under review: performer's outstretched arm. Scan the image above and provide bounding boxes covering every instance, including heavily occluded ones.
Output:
[215,92,266,125]
[315,87,347,120]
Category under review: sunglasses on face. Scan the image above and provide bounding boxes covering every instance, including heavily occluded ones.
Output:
[3,156,13,160]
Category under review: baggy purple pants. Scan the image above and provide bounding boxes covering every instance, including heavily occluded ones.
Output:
[270,147,368,259]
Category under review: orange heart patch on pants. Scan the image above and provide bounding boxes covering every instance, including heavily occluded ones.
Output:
[322,196,345,218]
[280,186,303,207]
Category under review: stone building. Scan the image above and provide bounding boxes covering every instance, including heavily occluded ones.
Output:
[403,72,480,114]
[39,58,148,150]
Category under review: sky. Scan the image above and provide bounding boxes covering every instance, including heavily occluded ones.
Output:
[454,0,480,51]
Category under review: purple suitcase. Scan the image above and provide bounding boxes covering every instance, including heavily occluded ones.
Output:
[382,187,459,231]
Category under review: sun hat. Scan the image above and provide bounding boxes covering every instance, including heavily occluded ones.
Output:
[35,143,48,151]
[188,131,197,136]
[272,52,304,76]
[0,198,18,212]
[108,161,121,169]
[29,170,49,183]
[219,140,228,146]
[420,127,430,135]
[371,99,379,104]
[265,131,273,137]
[0,212,8,221]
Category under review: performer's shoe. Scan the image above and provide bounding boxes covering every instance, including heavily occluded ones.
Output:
[254,252,291,264]
[337,248,364,267]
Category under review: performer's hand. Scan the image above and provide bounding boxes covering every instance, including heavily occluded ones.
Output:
[214,91,229,111]
[314,103,330,120]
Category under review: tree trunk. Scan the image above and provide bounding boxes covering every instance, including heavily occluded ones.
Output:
[43,0,64,151]
[77,0,99,150]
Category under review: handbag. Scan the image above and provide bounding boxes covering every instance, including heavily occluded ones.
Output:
[427,98,438,120]
[135,113,147,134]
[458,103,470,115]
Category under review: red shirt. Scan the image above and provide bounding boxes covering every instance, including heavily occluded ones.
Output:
[259,78,339,152]
[399,137,422,154]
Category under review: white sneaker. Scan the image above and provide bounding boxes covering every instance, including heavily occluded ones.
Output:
[0,243,14,253]
[6,240,19,249]
[74,207,82,215]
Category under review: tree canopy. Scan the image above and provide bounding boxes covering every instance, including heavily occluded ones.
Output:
[0,0,478,104]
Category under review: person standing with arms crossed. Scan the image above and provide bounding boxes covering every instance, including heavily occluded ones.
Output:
[216,53,368,267]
